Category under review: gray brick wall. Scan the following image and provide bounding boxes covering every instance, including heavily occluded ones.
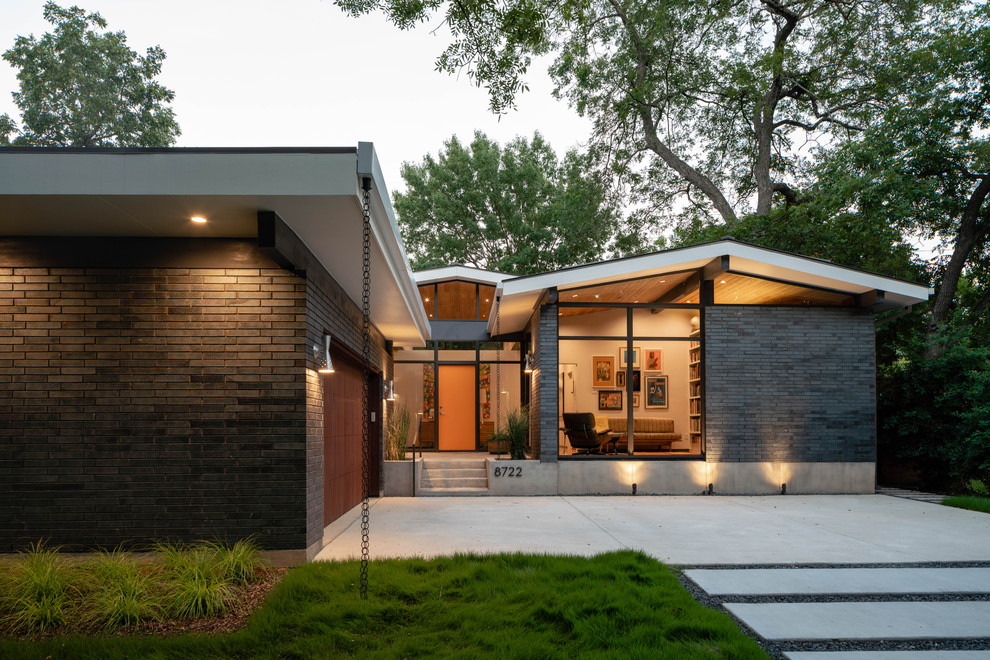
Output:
[704,306,876,463]
[531,300,558,463]
[0,264,310,552]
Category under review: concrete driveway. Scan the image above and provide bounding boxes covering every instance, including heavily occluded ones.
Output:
[316,495,990,657]
[315,494,990,565]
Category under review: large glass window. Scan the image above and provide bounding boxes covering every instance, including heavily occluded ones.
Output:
[557,300,702,459]
[392,341,523,452]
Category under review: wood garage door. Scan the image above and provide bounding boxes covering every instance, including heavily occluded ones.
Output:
[322,350,380,527]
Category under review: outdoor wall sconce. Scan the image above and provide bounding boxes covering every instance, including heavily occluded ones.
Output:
[315,334,334,374]
[523,353,534,373]
[386,380,396,401]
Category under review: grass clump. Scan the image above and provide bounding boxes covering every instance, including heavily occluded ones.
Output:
[386,403,412,460]
[88,547,159,628]
[157,539,267,618]
[2,541,77,633]
[1,551,769,659]
[942,495,990,514]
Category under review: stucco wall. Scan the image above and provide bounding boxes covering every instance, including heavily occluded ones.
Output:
[703,306,877,464]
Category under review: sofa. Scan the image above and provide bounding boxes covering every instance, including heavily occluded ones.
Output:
[599,416,680,452]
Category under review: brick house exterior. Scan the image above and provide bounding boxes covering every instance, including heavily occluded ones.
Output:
[2,147,931,557]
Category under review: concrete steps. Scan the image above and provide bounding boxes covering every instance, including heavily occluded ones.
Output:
[418,459,488,496]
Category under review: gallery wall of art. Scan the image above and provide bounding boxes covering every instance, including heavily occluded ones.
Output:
[558,308,695,450]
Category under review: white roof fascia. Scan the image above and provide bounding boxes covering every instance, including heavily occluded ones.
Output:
[415,265,509,286]
[357,142,431,345]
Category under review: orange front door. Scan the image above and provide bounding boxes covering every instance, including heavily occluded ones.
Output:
[438,365,476,450]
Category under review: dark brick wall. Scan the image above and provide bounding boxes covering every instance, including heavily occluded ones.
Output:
[304,269,389,550]
[704,306,876,463]
[531,298,558,463]
[0,262,310,552]
[0,233,393,555]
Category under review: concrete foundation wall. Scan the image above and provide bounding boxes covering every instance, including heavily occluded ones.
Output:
[400,460,874,496]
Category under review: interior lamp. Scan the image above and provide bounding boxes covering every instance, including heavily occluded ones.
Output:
[315,334,334,374]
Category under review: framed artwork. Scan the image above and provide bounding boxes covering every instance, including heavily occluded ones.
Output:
[592,356,614,388]
[632,394,640,408]
[618,346,641,368]
[645,374,668,409]
[598,390,623,411]
[645,348,662,371]
[616,369,641,392]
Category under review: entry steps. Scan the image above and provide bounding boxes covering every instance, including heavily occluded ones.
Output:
[418,459,489,496]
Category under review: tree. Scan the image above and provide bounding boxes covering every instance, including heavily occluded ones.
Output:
[394,132,630,274]
[337,0,943,225]
[0,2,179,147]
[810,3,990,357]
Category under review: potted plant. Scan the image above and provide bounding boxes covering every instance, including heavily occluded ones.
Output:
[487,429,510,455]
[386,403,411,461]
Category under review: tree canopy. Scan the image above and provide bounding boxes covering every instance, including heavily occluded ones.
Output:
[338,0,946,225]
[0,2,179,147]
[394,132,632,275]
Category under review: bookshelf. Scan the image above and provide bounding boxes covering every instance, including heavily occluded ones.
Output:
[688,329,701,446]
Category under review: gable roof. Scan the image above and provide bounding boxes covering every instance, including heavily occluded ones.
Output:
[490,238,932,334]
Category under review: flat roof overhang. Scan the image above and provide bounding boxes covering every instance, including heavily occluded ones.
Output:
[489,239,932,334]
[0,146,430,346]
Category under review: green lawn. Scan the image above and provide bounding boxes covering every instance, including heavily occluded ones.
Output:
[1,551,768,659]
[942,495,990,514]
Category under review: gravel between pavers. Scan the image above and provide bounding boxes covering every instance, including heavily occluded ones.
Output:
[674,564,990,660]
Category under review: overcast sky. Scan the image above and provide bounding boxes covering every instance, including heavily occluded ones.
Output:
[0,0,593,196]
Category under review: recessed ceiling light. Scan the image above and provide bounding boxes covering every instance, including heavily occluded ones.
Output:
[660,279,666,283]
[572,294,578,298]
[720,280,726,284]
[191,215,207,224]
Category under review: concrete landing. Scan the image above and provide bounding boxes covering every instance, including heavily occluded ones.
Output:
[725,601,990,640]
[686,568,990,595]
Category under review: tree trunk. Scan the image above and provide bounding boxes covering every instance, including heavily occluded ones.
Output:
[925,173,990,359]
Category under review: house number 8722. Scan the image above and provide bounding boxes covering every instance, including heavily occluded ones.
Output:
[493,466,522,477]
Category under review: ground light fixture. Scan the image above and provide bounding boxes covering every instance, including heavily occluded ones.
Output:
[315,334,334,373]
[781,482,787,495]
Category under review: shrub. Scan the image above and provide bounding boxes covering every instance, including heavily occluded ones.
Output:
[386,403,412,460]
[3,541,76,633]
[878,322,990,490]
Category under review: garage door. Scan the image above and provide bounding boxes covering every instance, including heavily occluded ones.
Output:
[322,350,380,526]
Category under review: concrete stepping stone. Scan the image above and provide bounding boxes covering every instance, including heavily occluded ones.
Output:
[725,601,990,641]
[686,568,990,595]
